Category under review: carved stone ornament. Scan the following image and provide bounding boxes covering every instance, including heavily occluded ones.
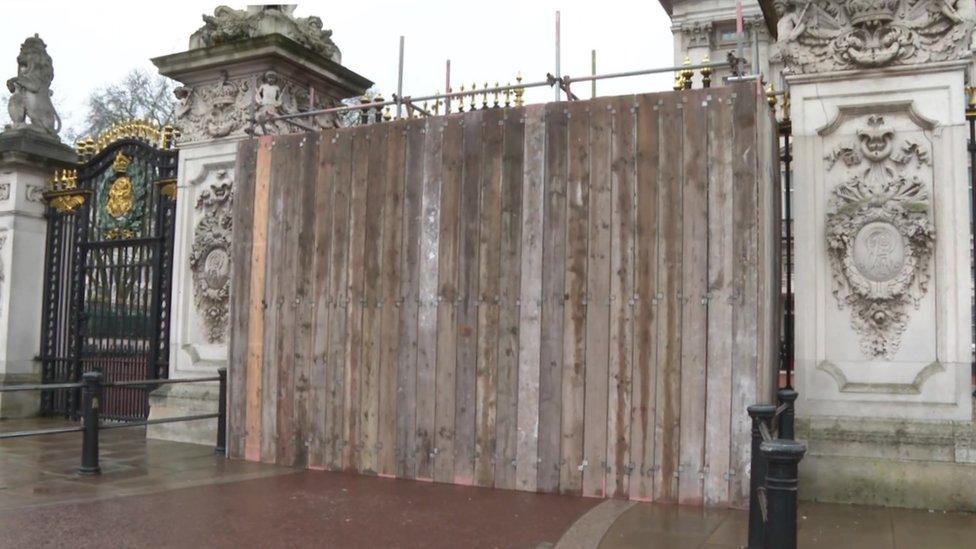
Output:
[173,70,337,143]
[5,34,61,136]
[682,21,714,48]
[25,184,44,203]
[0,183,9,202]
[188,5,342,63]
[824,114,934,358]
[774,0,975,74]
[189,173,233,343]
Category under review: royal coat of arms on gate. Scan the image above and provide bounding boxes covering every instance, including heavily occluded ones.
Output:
[98,151,147,240]
[824,114,935,359]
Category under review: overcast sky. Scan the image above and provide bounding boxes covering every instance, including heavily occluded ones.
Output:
[1,1,675,137]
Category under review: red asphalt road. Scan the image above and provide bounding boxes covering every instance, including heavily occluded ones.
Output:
[0,470,600,548]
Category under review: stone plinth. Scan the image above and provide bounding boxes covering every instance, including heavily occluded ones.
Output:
[0,131,76,418]
[147,21,371,446]
[790,60,975,510]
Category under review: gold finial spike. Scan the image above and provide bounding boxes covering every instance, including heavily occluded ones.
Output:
[481,82,488,110]
[458,85,466,113]
[673,72,683,91]
[471,82,477,112]
[514,72,525,107]
[681,57,694,90]
[383,106,392,122]
[699,56,713,89]
[492,82,500,108]
[765,83,777,108]
[504,83,512,108]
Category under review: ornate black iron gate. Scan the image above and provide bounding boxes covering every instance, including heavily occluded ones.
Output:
[40,122,178,421]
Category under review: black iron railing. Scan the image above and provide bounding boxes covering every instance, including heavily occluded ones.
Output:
[0,368,227,474]
[747,389,805,549]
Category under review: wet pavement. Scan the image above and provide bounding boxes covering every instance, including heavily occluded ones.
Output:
[2,418,975,548]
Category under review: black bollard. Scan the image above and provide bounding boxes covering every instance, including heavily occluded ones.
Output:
[78,371,102,475]
[747,404,777,549]
[777,388,798,441]
[760,439,806,549]
[216,367,228,455]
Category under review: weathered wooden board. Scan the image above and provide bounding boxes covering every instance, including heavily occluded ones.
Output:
[378,126,406,477]
[228,84,778,509]
[630,93,661,502]
[433,117,462,483]
[678,90,709,505]
[561,101,590,496]
[397,120,425,479]
[308,133,337,470]
[229,139,258,460]
[538,103,567,494]
[703,92,735,506]
[583,99,612,498]
[607,96,636,499]
[359,125,389,474]
[494,110,524,490]
[454,111,483,485]
[416,117,445,480]
[515,105,546,493]
[654,96,683,503]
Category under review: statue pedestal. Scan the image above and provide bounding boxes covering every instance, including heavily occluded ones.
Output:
[146,31,371,447]
[791,60,975,510]
[0,132,75,418]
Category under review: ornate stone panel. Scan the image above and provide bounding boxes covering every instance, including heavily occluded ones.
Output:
[0,183,9,202]
[25,184,44,204]
[174,71,338,143]
[188,170,233,344]
[823,112,935,358]
[775,0,975,74]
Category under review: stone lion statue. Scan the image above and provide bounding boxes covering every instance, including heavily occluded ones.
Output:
[5,34,60,136]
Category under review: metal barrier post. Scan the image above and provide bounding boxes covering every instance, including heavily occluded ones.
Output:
[78,371,102,475]
[216,367,227,455]
[760,439,807,549]
[777,388,798,441]
[747,404,777,549]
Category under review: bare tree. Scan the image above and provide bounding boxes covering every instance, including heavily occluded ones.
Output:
[74,69,176,141]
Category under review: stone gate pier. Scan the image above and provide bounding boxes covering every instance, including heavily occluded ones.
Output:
[784,1,976,510]
[147,5,371,445]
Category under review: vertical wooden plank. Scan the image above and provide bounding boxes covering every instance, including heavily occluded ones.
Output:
[704,90,735,506]
[653,94,683,503]
[343,130,370,471]
[245,136,273,463]
[538,103,567,493]
[583,99,612,498]
[397,120,425,479]
[730,84,759,507]
[454,110,484,485]
[678,90,709,505]
[360,125,389,474]
[325,131,353,471]
[434,116,463,484]
[607,96,636,499]
[229,139,258,459]
[290,134,319,468]
[561,101,590,496]
[308,131,338,470]
[475,108,504,487]
[261,137,293,464]
[494,109,524,490]
[515,105,545,492]
[416,116,445,480]
[378,126,406,477]
[630,93,661,501]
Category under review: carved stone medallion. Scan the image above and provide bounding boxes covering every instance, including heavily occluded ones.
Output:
[824,114,934,358]
[775,0,975,74]
[189,173,233,343]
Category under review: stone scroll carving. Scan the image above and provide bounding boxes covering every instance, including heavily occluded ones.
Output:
[775,0,975,74]
[189,173,233,343]
[824,113,935,358]
[188,5,342,63]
